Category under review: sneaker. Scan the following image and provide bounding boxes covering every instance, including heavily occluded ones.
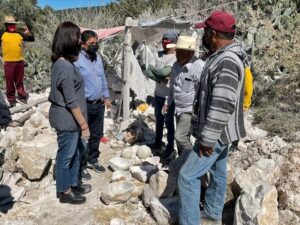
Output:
[87,162,106,173]
[17,95,29,105]
[81,168,92,180]
[100,136,110,143]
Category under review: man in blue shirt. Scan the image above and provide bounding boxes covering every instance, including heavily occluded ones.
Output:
[74,30,111,179]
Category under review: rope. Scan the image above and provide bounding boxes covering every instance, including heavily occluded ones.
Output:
[174,0,249,23]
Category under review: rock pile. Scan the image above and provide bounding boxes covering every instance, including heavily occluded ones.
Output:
[0,96,299,225]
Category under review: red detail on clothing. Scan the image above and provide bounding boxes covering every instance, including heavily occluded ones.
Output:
[195,11,236,33]
[100,137,109,143]
[162,40,172,50]
[6,24,17,32]
[4,61,27,103]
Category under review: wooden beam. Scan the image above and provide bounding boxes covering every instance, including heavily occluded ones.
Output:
[10,97,48,114]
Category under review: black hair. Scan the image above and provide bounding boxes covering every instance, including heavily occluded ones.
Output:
[51,21,81,62]
[81,30,97,44]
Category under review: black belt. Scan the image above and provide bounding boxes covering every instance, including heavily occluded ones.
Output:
[86,98,104,105]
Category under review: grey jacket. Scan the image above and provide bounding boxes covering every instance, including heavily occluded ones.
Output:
[191,42,246,147]
[48,59,87,131]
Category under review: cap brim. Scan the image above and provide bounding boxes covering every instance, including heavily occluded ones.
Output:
[5,21,19,24]
[194,22,206,29]
[166,43,176,49]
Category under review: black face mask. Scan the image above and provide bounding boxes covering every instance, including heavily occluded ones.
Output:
[86,44,98,61]
[87,44,99,53]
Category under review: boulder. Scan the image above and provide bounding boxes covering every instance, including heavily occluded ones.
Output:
[278,210,300,225]
[109,156,132,171]
[101,181,135,205]
[142,184,156,208]
[111,171,132,182]
[149,171,168,197]
[110,218,125,225]
[121,147,136,159]
[16,135,57,180]
[234,185,279,225]
[137,145,152,159]
[0,131,18,148]
[130,165,158,182]
[150,197,179,225]
[232,158,281,195]
[142,156,161,166]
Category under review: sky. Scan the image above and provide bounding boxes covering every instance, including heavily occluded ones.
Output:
[38,0,114,10]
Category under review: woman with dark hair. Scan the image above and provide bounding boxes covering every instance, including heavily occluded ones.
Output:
[74,30,111,179]
[48,21,91,204]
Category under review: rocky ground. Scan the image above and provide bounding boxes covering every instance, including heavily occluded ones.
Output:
[0,91,299,225]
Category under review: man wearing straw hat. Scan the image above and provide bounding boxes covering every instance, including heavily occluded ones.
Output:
[0,16,34,107]
[178,11,246,225]
[164,36,205,157]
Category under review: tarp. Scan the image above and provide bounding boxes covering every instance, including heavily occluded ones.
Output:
[80,26,124,40]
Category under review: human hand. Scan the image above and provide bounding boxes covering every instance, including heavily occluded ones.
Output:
[81,128,90,142]
[104,99,112,108]
[162,104,168,113]
[194,142,214,157]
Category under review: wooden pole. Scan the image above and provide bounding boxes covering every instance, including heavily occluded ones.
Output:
[10,97,48,114]
[120,17,133,130]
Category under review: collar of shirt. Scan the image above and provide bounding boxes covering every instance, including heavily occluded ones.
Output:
[74,51,109,101]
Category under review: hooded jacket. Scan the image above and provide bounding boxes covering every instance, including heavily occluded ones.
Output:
[191,41,246,147]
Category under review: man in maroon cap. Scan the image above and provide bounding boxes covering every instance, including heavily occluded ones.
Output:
[178,11,246,225]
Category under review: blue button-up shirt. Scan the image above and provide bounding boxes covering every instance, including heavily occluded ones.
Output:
[74,51,110,101]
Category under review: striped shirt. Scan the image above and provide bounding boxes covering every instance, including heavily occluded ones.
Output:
[191,42,246,147]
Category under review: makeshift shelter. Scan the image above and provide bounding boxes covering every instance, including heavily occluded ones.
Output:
[120,16,193,129]
[81,17,195,128]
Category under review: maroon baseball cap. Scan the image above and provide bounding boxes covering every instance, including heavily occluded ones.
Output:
[195,11,236,33]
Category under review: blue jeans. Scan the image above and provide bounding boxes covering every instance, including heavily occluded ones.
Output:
[55,131,85,192]
[154,95,175,152]
[178,141,229,225]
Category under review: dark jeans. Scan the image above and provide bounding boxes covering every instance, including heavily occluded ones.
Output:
[4,61,28,103]
[0,92,12,126]
[154,95,175,152]
[81,102,105,167]
[55,130,85,192]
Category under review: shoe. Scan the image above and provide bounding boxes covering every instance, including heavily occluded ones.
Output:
[161,149,176,160]
[201,211,222,225]
[100,137,110,143]
[17,95,29,105]
[8,101,16,108]
[87,162,106,173]
[81,168,92,181]
[72,183,92,195]
[59,190,86,204]
[148,142,164,149]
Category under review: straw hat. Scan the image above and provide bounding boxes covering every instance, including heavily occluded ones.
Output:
[175,36,196,51]
[4,16,19,24]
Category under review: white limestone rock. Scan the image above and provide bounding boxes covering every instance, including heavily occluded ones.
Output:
[110,218,125,225]
[111,170,132,182]
[109,156,132,171]
[234,185,279,225]
[232,158,281,195]
[130,165,158,183]
[137,145,152,159]
[101,181,135,205]
[150,197,180,225]
[121,147,136,159]
[149,171,168,197]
